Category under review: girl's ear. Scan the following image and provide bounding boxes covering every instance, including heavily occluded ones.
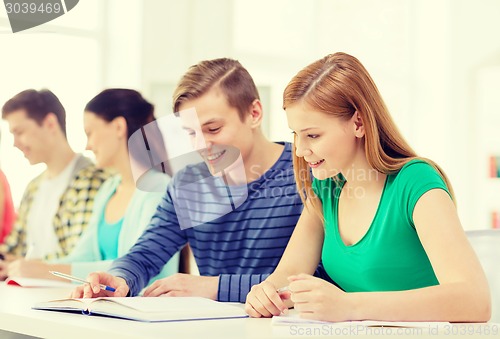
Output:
[352,111,365,138]
[112,116,128,139]
[247,99,263,129]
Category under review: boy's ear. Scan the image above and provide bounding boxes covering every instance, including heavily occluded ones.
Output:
[352,111,365,138]
[247,99,263,128]
[43,113,61,133]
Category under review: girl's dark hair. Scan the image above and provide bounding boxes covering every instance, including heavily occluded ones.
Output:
[85,88,173,177]
[85,89,154,139]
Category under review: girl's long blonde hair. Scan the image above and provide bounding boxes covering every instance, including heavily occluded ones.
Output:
[283,52,455,220]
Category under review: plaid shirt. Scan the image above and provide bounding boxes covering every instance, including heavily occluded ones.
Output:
[0,156,110,259]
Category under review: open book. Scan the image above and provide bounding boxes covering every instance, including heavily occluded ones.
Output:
[5,277,74,288]
[272,313,450,328]
[33,297,248,322]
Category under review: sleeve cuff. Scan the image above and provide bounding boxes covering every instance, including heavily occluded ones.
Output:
[108,268,139,297]
[217,273,270,302]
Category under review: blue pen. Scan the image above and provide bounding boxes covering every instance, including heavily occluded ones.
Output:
[49,271,116,292]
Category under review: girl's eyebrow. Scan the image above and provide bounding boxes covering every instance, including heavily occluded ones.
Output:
[299,127,319,132]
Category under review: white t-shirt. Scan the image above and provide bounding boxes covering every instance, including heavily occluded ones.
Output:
[26,155,80,259]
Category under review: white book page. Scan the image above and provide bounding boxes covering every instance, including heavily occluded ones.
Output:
[97,297,240,312]
[87,297,247,322]
[33,296,248,322]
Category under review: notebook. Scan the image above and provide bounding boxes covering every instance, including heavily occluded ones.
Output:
[5,277,74,288]
[33,296,248,322]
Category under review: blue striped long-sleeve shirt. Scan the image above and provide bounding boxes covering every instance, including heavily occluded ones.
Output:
[108,142,303,302]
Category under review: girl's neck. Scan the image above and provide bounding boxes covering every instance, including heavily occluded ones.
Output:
[340,147,385,191]
[112,151,136,190]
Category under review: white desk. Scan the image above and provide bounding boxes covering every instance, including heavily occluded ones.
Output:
[0,284,498,339]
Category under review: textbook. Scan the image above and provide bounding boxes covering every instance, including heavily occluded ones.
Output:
[5,277,74,288]
[33,296,248,322]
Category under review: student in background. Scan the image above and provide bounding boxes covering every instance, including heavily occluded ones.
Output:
[0,89,109,279]
[0,169,15,245]
[245,52,491,322]
[7,89,179,283]
[71,58,304,301]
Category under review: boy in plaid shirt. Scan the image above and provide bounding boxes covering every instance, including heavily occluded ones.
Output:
[0,89,108,279]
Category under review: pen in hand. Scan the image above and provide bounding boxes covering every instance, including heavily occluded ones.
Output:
[49,271,116,292]
[276,286,291,315]
[277,286,290,294]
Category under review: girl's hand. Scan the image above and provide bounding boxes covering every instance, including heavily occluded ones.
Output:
[289,273,351,322]
[245,280,289,318]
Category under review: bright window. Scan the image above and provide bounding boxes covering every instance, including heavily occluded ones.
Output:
[0,0,103,205]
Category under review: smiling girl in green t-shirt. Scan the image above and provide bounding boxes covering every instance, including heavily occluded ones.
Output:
[245,52,491,323]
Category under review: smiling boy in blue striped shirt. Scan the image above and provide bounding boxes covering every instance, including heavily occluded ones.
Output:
[72,58,304,302]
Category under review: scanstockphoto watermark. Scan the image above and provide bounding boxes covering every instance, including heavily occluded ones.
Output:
[289,324,426,337]
[295,165,383,200]
[295,165,382,182]
[3,0,79,33]
[288,323,499,337]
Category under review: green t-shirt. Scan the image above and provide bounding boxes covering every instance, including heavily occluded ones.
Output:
[313,160,450,292]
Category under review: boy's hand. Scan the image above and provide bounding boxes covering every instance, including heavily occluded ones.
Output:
[70,271,129,298]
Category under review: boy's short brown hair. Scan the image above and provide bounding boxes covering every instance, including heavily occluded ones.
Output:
[2,89,67,135]
[173,58,260,120]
